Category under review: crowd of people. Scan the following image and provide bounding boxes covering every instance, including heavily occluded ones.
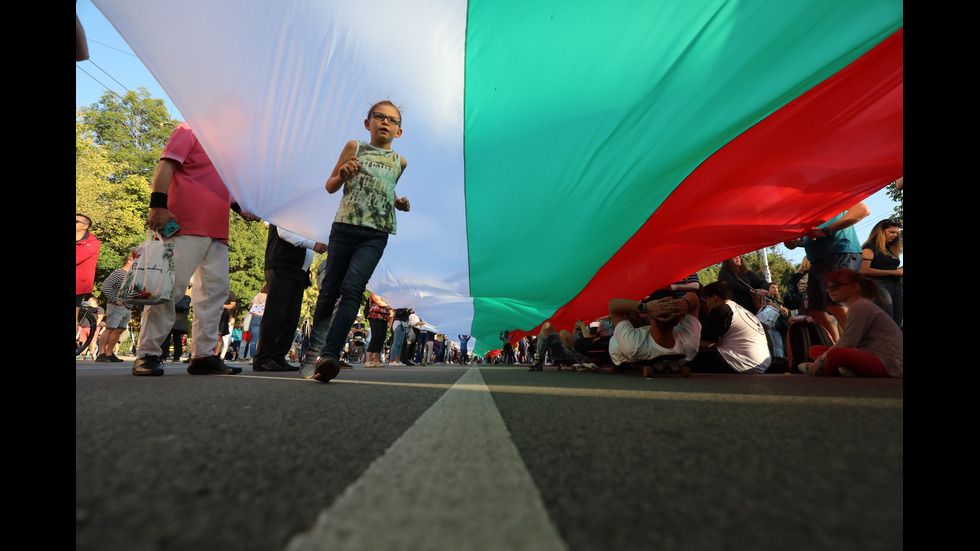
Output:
[76,102,902,382]
[497,192,903,379]
[76,101,475,382]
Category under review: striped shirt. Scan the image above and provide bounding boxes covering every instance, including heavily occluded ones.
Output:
[102,268,133,310]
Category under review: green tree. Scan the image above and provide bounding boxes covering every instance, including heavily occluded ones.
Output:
[76,116,151,291]
[886,179,903,238]
[77,89,177,288]
[697,263,720,288]
[228,219,270,321]
[80,88,178,181]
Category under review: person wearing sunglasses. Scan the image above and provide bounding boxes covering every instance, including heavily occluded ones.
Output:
[798,269,902,377]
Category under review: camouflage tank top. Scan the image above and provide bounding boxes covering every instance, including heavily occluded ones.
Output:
[333,141,403,234]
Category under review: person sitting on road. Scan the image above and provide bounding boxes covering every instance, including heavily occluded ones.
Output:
[690,281,771,374]
[528,323,595,372]
[606,289,701,368]
[798,269,903,378]
[571,316,615,367]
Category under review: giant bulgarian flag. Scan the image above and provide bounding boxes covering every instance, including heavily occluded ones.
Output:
[91,0,903,355]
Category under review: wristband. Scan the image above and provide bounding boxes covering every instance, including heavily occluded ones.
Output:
[231,202,242,214]
[149,192,168,209]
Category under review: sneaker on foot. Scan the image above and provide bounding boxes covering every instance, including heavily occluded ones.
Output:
[527,359,542,371]
[389,361,405,367]
[313,357,342,383]
[109,354,124,363]
[187,355,242,375]
[95,353,110,363]
[132,355,164,376]
[299,358,317,379]
[797,362,814,375]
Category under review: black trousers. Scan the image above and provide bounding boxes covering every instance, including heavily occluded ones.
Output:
[254,267,307,365]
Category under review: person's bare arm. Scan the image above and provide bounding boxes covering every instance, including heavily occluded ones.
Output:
[147,159,180,230]
[325,141,360,194]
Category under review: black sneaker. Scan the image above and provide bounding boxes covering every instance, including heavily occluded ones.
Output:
[528,359,543,371]
[275,358,300,371]
[132,355,165,376]
[109,354,124,363]
[313,357,342,383]
[187,355,243,375]
[95,353,111,363]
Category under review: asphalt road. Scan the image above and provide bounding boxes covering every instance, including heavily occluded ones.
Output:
[76,358,903,551]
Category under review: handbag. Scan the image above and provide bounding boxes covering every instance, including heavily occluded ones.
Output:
[119,230,176,305]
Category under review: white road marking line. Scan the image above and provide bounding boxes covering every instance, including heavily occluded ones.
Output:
[286,367,567,551]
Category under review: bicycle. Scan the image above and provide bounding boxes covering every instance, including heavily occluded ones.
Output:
[349,335,366,363]
[76,303,100,357]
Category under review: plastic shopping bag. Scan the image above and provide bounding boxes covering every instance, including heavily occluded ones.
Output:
[119,230,175,305]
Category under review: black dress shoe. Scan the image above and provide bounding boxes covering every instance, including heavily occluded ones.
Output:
[255,359,289,372]
[187,355,242,375]
[132,355,165,376]
[275,359,300,371]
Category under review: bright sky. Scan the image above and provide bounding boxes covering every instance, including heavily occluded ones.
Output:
[75,0,902,272]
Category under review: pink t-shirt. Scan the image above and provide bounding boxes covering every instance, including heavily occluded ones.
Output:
[161,122,231,242]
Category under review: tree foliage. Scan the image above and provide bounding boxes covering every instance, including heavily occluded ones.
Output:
[80,88,178,181]
[77,89,178,289]
[76,115,152,289]
[228,219,269,320]
[886,179,903,240]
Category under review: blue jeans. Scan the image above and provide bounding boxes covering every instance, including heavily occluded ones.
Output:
[872,278,903,327]
[391,323,407,361]
[247,315,262,359]
[308,223,389,360]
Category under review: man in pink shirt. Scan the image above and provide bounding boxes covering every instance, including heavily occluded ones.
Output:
[76,213,100,334]
[133,122,258,376]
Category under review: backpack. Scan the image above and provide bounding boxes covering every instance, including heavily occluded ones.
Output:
[786,319,833,372]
